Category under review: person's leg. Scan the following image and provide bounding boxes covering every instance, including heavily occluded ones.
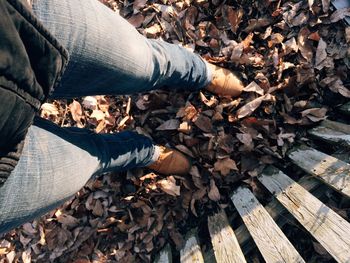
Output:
[0,118,159,234]
[32,0,211,98]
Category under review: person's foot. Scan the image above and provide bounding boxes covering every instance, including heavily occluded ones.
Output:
[205,63,244,97]
[147,146,191,175]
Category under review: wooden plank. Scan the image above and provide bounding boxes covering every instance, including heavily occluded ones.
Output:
[288,146,350,197]
[154,245,172,263]
[339,102,350,115]
[208,210,246,263]
[231,187,305,263]
[309,119,350,147]
[235,176,325,254]
[180,231,204,263]
[259,167,350,263]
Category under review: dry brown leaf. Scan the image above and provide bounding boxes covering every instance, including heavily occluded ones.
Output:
[157,176,180,196]
[236,94,274,119]
[41,103,59,117]
[282,37,298,55]
[90,110,105,121]
[156,119,180,131]
[226,7,243,33]
[133,0,147,11]
[268,33,284,48]
[82,96,98,110]
[298,27,313,62]
[322,0,330,13]
[320,76,350,98]
[244,18,271,32]
[330,8,350,23]
[22,249,31,263]
[69,100,84,128]
[144,24,162,37]
[92,199,104,217]
[194,114,213,133]
[208,179,221,201]
[57,214,79,227]
[301,107,328,122]
[214,158,238,176]
[236,133,254,150]
[244,81,265,95]
[128,13,145,28]
[199,92,218,107]
[315,38,328,70]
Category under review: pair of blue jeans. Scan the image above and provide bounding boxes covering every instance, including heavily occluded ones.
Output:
[0,0,211,234]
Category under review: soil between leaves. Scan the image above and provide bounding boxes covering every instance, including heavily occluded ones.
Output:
[1,0,350,262]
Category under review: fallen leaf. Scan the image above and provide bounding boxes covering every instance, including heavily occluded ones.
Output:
[244,81,264,95]
[22,249,31,263]
[208,179,221,201]
[282,37,298,55]
[322,0,330,13]
[194,114,213,133]
[301,107,328,122]
[156,119,180,131]
[226,7,243,33]
[214,158,238,176]
[157,176,180,196]
[82,96,98,110]
[315,38,328,70]
[69,100,84,128]
[41,103,59,117]
[236,94,274,119]
[298,27,313,62]
[128,13,145,28]
[330,8,350,23]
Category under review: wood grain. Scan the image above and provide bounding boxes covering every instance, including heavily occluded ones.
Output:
[208,210,246,263]
[309,119,350,147]
[231,187,305,263]
[180,231,204,263]
[154,245,172,263]
[288,145,350,197]
[259,167,350,263]
[235,176,325,254]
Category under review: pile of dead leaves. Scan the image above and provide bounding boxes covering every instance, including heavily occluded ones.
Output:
[1,0,349,262]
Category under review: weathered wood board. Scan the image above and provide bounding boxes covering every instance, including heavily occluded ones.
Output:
[288,146,350,197]
[235,176,325,254]
[154,245,172,263]
[231,187,305,263]
[259,167,350,263]
[180,231,204,263]
[309,119,350,147]
[208,210,246,263]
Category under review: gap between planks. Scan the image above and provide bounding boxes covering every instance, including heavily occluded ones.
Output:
[208,210,246,263]
[259,166,350,263]
[288,145,350,197]
[231,187,305,263]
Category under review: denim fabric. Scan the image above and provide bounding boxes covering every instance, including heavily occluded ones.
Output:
[0,118,158,233]
[0,0,211,235]
[32,0,211,98]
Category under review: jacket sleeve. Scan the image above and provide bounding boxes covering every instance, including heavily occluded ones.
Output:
[0,0,69,187]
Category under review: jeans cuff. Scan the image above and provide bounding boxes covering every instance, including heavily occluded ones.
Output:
[144,145,161,166]
[203,60,213,88]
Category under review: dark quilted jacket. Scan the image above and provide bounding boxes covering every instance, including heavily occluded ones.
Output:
[0,0,69,187]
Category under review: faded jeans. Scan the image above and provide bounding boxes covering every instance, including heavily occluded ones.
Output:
[0,0,211,234]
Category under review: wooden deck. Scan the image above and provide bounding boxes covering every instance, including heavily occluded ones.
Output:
[153,113,350,263]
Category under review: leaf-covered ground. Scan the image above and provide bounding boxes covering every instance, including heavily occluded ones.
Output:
[1,0,350,262]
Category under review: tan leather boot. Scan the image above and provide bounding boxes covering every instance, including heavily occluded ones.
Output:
[147,146,191,175]
[206,63,244,97]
